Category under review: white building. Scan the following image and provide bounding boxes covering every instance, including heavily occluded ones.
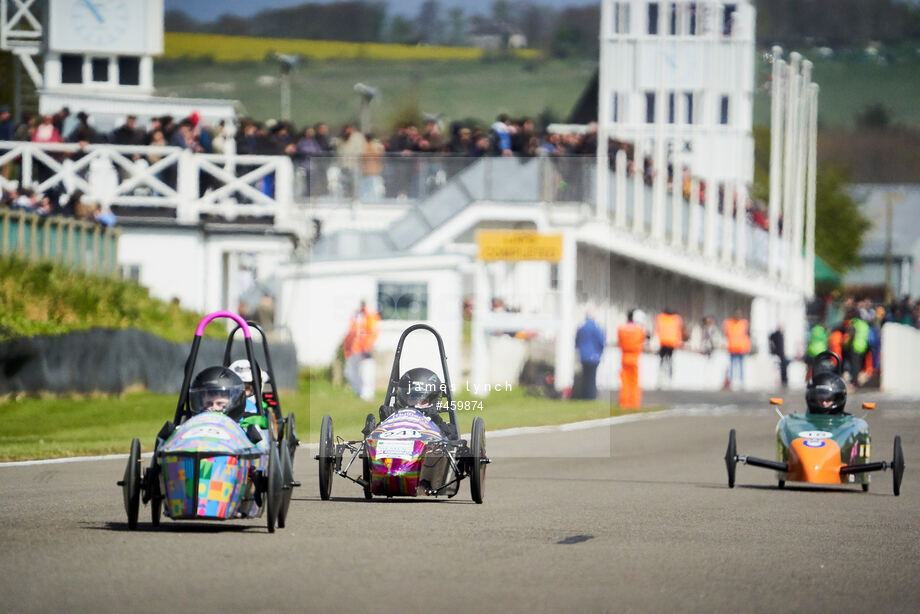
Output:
[597,0,755,185]
[1,0,820,394]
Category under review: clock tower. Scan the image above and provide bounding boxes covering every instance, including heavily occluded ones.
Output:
[3,0,234,132]
[44,0,163,94]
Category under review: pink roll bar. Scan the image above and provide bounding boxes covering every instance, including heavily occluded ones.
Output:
[195,310,251,338]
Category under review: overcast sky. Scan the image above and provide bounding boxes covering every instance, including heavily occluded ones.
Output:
[164,0,598,23]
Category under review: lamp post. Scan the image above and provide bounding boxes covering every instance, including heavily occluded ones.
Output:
[353,83,379,134]
[273,53,300,122]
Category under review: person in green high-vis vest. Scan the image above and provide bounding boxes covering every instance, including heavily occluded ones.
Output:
[845,309,870,386]
[806,321,829,379]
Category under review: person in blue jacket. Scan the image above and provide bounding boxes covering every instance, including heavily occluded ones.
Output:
[575,307,606,400]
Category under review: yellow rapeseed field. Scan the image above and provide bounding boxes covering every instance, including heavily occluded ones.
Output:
[164,32,540,62]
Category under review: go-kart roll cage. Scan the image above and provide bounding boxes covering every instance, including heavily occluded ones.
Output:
[381,323,460,438]
[174,311,265,428]
[223,320,284,425]
[323,324,488,497]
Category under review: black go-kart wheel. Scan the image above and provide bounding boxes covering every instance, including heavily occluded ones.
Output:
[725,429,737,488]
[362,451,373,500]
[278,443,295,528]
[318,415,335,501]
[151,496,162,526]
[778,480,785,489]
[145,465,162,527]
[892,435,905,497]
[120,438,142,530]
[286,413,298,463]
[266,444,282,533]
[470,416,486,504]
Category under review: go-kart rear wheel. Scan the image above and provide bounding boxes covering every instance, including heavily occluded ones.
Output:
[861,482,870,492]
[469,416,486,504]
[725,429,737,488]
[266,444,282,533]
[892,435,904,497]
[278,443,295,528]
[121,438,142,530]
[286,412,298,463]
[318,415,335,501]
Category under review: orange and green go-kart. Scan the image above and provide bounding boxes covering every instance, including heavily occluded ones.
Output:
[725,352,905,495]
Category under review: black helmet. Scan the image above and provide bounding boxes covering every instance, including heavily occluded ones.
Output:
[805,371,847,414]
[189,366,246,420]
[396,368,444,411]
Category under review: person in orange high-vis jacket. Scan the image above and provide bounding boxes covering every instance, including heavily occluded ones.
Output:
[654,308,683,387]
[618,309,647,409]
[343,300,380,401]
[723,309,751,390]
[828,324,844,365]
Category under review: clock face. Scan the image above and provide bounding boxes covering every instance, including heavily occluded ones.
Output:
[71,0,130,47]
[48,0,159,55]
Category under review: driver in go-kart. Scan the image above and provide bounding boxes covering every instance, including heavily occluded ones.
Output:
[228,359,269,415]
[395,367,454,438]
[805,371,847,415]
[189,366,247,421]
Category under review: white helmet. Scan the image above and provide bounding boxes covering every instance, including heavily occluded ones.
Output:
[632,309,647,327]
[228,359,269,385]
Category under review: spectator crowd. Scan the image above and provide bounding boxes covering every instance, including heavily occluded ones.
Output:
[0,100,781,232]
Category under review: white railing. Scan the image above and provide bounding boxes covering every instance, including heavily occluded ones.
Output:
[1,141,785,278]
[0,141,295,226]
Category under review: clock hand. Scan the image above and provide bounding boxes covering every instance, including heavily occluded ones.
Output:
[81,0,105,24]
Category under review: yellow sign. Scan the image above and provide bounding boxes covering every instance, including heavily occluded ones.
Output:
[476,230,563,262]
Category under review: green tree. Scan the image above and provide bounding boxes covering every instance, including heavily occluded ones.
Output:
[753,127,868,274]
[814,164,869,274]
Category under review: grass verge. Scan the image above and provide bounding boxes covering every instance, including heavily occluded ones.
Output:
[0,255,215,343]
[0,375,661,462]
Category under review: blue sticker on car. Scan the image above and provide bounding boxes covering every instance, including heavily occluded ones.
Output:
[803,439,826,448]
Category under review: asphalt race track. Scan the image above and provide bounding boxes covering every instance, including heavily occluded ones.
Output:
[2,394,919,613]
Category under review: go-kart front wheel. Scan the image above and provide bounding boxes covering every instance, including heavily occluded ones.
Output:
[892,435,904,497]
[120,438,142,530]
[266,444,282,533]
[470,416,486,504]
[318,415,335,501]
[725,429,737,488]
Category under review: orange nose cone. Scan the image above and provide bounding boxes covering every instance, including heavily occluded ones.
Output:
[788,438,844,484]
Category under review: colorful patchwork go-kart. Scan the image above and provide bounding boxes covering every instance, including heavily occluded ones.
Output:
[118,311,297,532]
[315,324,490,503]
[725,352,905,495]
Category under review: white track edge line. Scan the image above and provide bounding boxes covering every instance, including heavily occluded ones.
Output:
[0,405,756,467]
